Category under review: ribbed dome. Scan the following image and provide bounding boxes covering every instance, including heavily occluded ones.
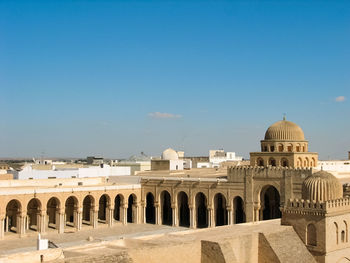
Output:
[264,120,305,141]
[162,148,178,160]
[302,170,343,202]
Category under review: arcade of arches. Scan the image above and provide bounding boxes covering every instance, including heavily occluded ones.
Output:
[0,175,288,239]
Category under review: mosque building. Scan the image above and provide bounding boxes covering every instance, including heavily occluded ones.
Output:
[0,118,349,262]
[250,117,318,168]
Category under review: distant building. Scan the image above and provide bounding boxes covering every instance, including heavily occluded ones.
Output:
[151,148,184,171]
[317,155,350,179]
[113,153,151,175]
[14,164,130,180]
[209,149,243,168]
[87,156,104,165]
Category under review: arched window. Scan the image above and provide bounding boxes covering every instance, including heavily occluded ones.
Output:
[342,231,346,243]
[257,158,264,167]
[298,157,303,167]
[335,222,339,244]
[307,224,317,246]
[344,221,348,242]
[305,157,309,167]
[281,158,289,167]
[269,158,276,167]
[296,144,301,152]
[278,144,284,152]
[287,144,293,152]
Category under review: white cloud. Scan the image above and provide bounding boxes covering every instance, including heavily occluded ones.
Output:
[335,96,346,102]
[148,112,182,119]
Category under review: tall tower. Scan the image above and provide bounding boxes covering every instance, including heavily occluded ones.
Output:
[281,170,350,263]
[250,118,318,168]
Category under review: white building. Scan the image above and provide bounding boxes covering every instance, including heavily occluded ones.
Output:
[15,164,130,180]
[317,159,350,179]
[208,149,243,168]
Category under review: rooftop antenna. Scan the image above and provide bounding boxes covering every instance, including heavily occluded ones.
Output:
[283,113,286,121]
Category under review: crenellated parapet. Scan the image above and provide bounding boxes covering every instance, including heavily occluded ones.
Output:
[283,198,326,216]
[283,197,350,216]
[227,165,313,182]
[325,197,350,213]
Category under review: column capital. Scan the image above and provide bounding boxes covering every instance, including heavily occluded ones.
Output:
[40,210,47,216]
[20,211,27,217]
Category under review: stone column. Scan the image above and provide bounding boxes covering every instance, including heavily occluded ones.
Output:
[107,207,114,227]
[76,208,82,231]
[141,202,146,224]
[155,203,160,225]
[5,216,9,233]
[19,213,26,237]
[254,205,260,222]
[92,209,98,229]
[208,207,214,228]
[171,204,178,227]
[189,206,196,229]
[58,210,65,234]
[39,210,46,234]
[133,203,139,224]
[0,216,5,240]
[122,205,128,225]
[227,208,233,225]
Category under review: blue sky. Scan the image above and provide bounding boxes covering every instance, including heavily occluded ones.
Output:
[0,1,349,159]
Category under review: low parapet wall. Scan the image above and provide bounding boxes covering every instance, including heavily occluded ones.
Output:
[283,197,350,216]
[0,248,63,263]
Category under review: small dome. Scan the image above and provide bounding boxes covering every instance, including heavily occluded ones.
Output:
[264,119,305,141]
[162,148,178,160]
[302,170,343,202]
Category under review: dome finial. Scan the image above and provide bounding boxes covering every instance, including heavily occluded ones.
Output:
[283,113,286,121]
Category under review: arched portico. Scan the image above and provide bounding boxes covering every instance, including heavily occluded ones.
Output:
[233,196,245,224]
[195,192,208,228]
[47,197,61,231]
[114,194,124,222]
[5,200,22,235]
[27,198,42,232]
[146,192,155,224]
[177,191,190,227]
[260,185,281,220]
[82,195,94,226]
[160,190,172,226]
[98,194,110,224]
[127,194,138,223]
[214,193,227,226]
[65,196,81,230]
